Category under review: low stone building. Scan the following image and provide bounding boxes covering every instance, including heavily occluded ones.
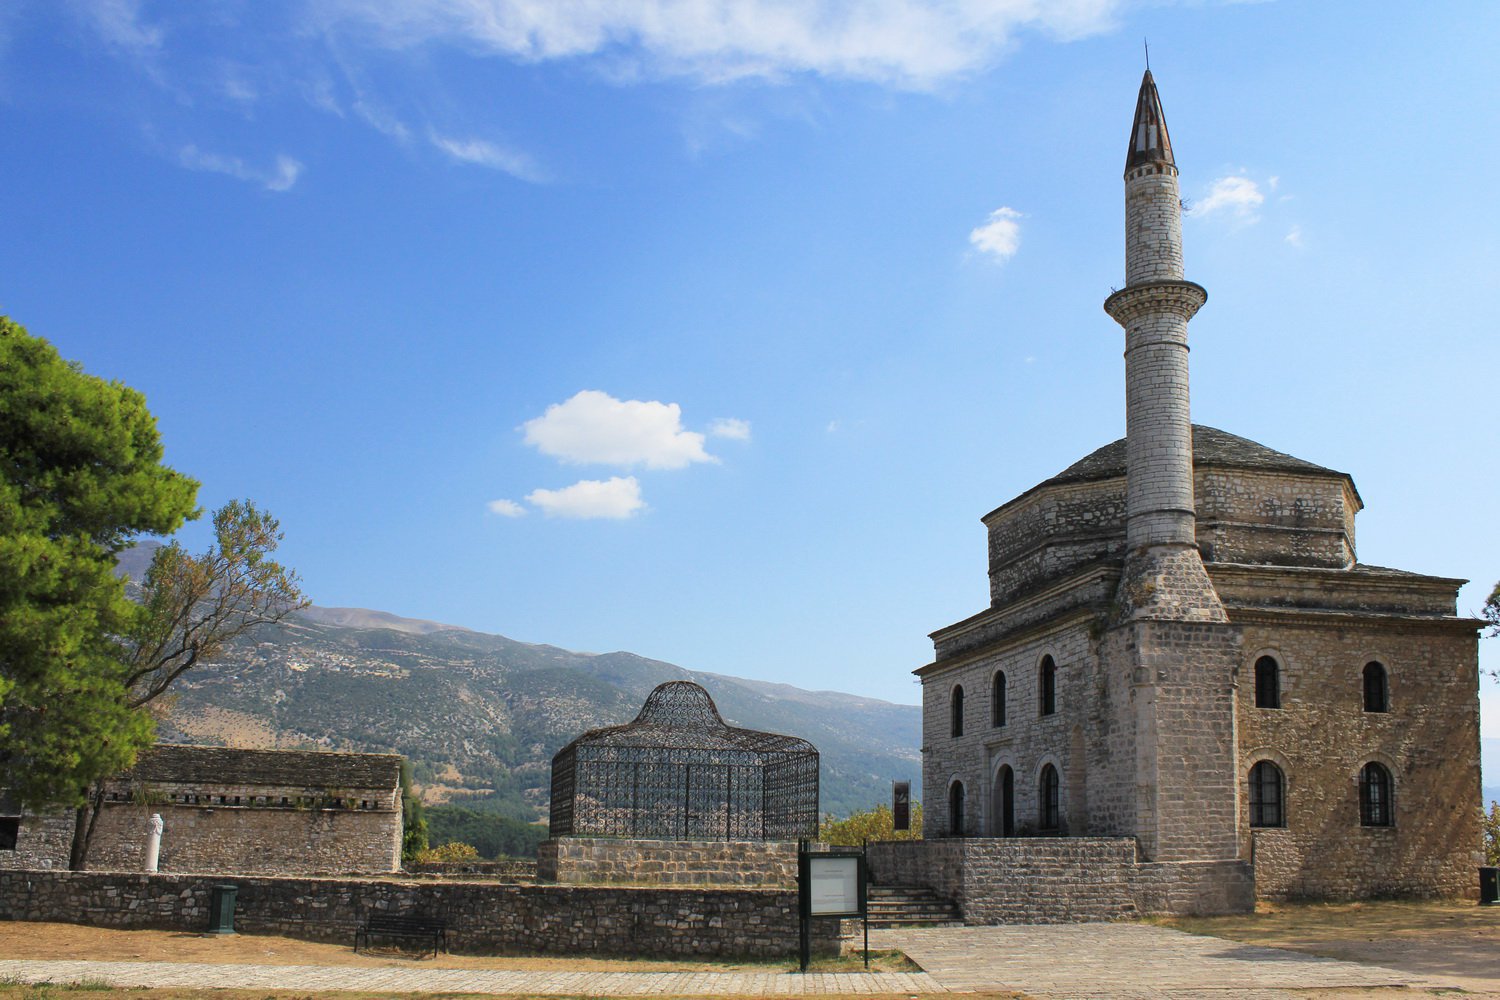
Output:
[908,70,1480,913]
[1,744,403,875]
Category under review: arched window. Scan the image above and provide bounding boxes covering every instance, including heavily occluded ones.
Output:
[948,781,966,837]
[950,685,965,738]
[1039,764,1060,830]
[1249,760,1285,827]
[992,672,1007,728]
[994,765,1014,837]
[1363,662,1389,713]
[1360,762,1393,827]
[1254,656,1281,709]
[1039,656,1057,716]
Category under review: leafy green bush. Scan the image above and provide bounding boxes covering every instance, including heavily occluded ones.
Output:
[426,805,549,859]
[818,802,922,845]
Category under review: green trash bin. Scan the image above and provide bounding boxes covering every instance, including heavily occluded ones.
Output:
[208,884,238,934]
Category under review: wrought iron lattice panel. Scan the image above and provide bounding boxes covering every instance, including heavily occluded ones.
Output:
[548,681,818,841]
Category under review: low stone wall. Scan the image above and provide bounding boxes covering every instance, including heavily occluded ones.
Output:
[866,838,1253,922]
[0,870,836,959]
[538,838,796,886]
[405,860,537,881]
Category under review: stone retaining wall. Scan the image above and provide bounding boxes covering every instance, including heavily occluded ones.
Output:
[405,860,537,881]
[538,838,796,886]
[0,870,835,959]
[866,838,1253,922]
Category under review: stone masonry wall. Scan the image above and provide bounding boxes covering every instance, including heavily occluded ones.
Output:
[0,869,837,959]
[866,839,1252,922]
[538,838,795,886]
[0,803,400,875]
[921,621,1096,839]
[1235,617,1480,900]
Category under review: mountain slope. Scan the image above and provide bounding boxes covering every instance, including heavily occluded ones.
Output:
[155,608,922,820]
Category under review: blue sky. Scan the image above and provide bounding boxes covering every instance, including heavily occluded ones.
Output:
[2,1,1497,715]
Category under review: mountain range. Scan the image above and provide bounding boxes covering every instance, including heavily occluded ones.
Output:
[146,582,921,821]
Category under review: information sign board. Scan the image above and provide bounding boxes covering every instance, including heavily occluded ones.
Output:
[808,855,861,916]
[893,780,910,832]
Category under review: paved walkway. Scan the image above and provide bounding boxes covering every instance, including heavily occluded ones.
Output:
[872,923,1444,999]
[0,923,1463,997]
[0,958,939,995]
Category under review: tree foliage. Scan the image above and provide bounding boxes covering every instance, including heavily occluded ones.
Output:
[425,805,549,859]
[817,802,923,845]
[1484,801,1500,868]
[0,316,198,809]
[400,761,430,863]
[1484,580,1500,639]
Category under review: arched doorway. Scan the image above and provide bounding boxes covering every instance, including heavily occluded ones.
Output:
[948,781,966,837]
[993,765,1014,837]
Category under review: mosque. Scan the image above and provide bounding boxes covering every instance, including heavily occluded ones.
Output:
[914,70,1480,902]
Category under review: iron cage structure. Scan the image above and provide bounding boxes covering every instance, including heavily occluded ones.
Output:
[548,680,819,841]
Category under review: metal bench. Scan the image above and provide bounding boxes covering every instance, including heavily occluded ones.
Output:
[354,913,448,957]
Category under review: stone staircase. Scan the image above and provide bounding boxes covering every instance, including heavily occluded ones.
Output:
[865,885,964,928]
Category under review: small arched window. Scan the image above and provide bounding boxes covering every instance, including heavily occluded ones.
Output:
[1360,762,1393,827]
[992,672,1007,728]
[1039,656,1057,716]
[1363,662,1389,713]
[1254,656,1281,709]
[1039,764,1060,831]
[1249,760,1285,828]
[951,685,964,738]
[948,781,966,837]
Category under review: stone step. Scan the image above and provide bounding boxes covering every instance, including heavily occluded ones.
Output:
[862,885,962,928]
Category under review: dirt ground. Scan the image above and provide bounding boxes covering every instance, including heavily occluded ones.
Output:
[0,921,924,974]
[1160,898,1500,994]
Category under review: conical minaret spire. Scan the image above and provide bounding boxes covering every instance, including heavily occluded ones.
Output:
[1103,69,1224,622]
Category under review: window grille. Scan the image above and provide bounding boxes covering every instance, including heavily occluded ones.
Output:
[1039,764,1060,830]
[1360,762,1393,826]
[1249,760,1285,827]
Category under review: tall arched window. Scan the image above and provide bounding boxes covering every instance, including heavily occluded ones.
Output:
[1039,656,1057,716]
[1363,662,1389,713]
[1254,656,1281,709]
[992,672,1007,728]
[1249,760,1285,827]
[1360,762,1393,827]
[948,781,966,837]
[950,685,965,738]
[1039,764,1060,831]
[994,765,1014,837]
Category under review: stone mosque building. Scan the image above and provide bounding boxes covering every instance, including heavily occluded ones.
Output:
[915,71,1480,902]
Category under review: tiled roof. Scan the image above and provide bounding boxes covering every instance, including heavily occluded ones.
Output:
[124,744,402,790]
[1044,425,1341,487]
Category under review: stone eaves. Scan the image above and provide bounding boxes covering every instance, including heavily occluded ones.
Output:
[123,744,402,790]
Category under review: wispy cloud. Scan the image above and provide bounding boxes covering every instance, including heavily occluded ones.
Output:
[355,99,412,142]
[77,0,163,56]
[969,206,1023,263]
[309,0,1122,89]
[177,145,303,192]
[527,477,646,519]
[428,130,544,182]
[1285,225,1304,248]
[486,498,526,517]
[708,417,751,441]
[1192,174,1264,222]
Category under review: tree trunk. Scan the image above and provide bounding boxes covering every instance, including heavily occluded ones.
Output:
[68,784,106,871]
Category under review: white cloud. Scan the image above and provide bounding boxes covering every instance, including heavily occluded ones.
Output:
[1193,174,1264,221]
[486,498,526,517]
[969,206,1022,262]
[527,477,646,519]
[429,130,544,182]
[522,390,716,469]
[708,417,751,441]
[310,0,1122,89]
[78,0,163,55]
[1285,225,1304,248]
[177,145,303,192]
[355,100,412,142]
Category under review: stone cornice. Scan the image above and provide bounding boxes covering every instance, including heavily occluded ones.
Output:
[1103,280,1207,325]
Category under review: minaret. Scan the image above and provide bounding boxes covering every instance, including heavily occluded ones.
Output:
[1098,71,1241,866]
[1103,70,1226,623]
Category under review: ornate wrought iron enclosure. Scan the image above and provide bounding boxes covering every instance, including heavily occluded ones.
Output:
[549,680,819,841]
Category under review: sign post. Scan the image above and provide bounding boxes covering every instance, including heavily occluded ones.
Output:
[796,840,868,972]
